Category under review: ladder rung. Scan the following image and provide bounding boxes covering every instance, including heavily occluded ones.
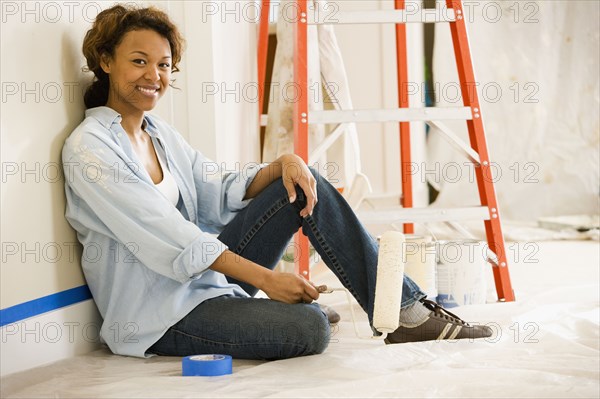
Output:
[485,248,501,267]
[443,221,499,266]
[308,123,346,165]
[308,8,456,25]
[426,120,481,164]
[309,107,472,124]
[358,206,491,224]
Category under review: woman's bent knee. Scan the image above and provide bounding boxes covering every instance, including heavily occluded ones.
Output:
[294,303,330,356]
[278,303,330,357]
[308,166,320,180]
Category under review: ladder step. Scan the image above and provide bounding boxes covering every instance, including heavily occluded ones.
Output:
[357,206,491,224]
[308,123,345,165]
[426,120,481,164]
[308,7,456,25]
[309,107,473,124]
[443,221,499,266]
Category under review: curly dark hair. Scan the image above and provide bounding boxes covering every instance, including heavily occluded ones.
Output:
[82,4,185,109]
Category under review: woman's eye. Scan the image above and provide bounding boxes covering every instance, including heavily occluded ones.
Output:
[133,59,146,65]
[160,63,171,69]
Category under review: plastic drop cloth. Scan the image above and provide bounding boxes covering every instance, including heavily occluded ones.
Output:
[2,240,598,398]
[428,0,599,221]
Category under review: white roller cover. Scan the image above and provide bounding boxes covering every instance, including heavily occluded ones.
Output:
[373,231,405,334]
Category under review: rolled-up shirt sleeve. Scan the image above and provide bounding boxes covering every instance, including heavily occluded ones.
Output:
[63,135,227,284]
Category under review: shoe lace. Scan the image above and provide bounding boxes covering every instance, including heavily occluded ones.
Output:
[421,299,471,327]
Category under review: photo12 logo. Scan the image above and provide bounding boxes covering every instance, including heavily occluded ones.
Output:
[461,1,540,24]
[2,81,83,104]
[0,1,110,24]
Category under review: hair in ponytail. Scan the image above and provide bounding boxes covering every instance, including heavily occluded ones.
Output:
[81,4,185,109]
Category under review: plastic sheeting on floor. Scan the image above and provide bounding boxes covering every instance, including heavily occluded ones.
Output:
[2,240,598,398]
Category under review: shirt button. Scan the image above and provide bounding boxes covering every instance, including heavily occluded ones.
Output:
[117,133,122,137]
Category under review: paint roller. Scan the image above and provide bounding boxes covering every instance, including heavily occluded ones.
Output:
[320,231,405,339]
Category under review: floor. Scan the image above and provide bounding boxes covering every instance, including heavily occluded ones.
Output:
[2,240,599,398]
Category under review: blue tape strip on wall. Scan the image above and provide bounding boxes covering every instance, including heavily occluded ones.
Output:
[182,354,233,376]
[0,285,92,327]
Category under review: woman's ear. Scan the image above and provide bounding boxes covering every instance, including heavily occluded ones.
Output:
[99,53,111,74]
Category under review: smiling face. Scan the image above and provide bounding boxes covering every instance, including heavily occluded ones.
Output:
[101,29,172,115]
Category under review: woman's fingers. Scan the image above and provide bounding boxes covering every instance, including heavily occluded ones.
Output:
[295,277,320,303]
[303,279,320,301]
[298,174,318,218]
[280,155,318,218]
[283,178,298,204]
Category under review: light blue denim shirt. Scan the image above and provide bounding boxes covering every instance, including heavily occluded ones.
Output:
[62,106,267,358]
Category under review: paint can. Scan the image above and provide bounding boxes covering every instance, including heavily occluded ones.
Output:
[435,240,488,308]
[403,235,438,300]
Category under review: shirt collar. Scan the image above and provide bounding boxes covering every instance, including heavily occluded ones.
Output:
[84,106,159,138]
[84,106,121,130]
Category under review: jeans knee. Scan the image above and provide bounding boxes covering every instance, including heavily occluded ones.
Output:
[298,304,330,355]
[309,166,330,194]
[308,166,320,180]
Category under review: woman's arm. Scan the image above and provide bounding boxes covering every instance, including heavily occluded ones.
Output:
[244,154,318,218]
[209,249,320,304]
[222,154,320,302]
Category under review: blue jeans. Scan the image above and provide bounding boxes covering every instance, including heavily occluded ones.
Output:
[148,169,426,359]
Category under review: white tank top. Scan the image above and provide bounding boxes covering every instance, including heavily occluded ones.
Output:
[151,138,180,206]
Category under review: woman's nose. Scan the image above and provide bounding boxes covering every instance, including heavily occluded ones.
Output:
[145,65,160,81]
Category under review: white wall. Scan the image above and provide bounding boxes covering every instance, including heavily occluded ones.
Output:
[178,0,261,169]
[211,2,262,167]
[1,0,103,377]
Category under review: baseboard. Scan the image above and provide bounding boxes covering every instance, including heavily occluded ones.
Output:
[1,300,102,377]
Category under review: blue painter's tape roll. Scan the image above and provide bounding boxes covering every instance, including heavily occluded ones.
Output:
[182,354,232,376]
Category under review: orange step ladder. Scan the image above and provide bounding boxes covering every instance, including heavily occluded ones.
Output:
[258,0,515,302]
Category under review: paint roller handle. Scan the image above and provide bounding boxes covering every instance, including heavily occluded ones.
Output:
[317,285,333,294]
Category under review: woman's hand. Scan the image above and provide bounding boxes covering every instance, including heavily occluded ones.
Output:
[244,153,317,208]
[280,154,317,218]
[259,271,321,304]
[210,252,326,305]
